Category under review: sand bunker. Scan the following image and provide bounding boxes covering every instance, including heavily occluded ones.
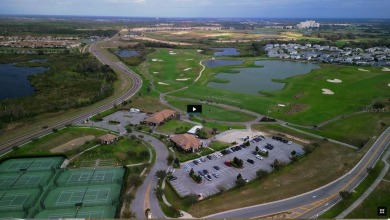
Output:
[176,78,191,81]
[50,135,95,153]
[382,67,390,72]
[322,88,335,95]
[327,79,342,83]
[186,59,194,61]
[153,72,159,74]
[278,104,286,107]
[358,68,369,72]
[158,82,170,85]
[197,50,203,52]
[152,59,163,62]
[388,83,390,87]
[169,51,177,55]
[184,68,192,71]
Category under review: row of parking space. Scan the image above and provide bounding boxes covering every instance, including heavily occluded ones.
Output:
[171,136,304,198]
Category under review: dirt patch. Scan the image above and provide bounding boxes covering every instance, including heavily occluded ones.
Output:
[50,135,95,153]
[293,92,305,99]
[115,152,127,160]
[215,129,266,144]
[284,104,308,115]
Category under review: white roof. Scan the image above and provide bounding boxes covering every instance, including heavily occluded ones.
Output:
[187,125,203,134]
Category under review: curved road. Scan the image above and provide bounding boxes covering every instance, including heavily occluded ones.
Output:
[130,131,169,219]
[204,126,390,219]
[0,41,142,155]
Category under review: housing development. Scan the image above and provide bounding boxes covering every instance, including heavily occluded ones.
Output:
[0,1,389,219]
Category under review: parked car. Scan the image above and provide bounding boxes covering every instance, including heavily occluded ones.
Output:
[255,155,264,160]
[200,157,206,162]
[242,177,249,183]
[202,169,209,174]
[224,161,232,167]
[212,173,219,178]
[247,159,254,164]
[196,159,202,164]
[170,176,178,181]
[205,174,212,181]
[198,170,204,176]
[193,160,199,165]
[207,155,213,160]
[265,145,274,150]
[213,166,220,170]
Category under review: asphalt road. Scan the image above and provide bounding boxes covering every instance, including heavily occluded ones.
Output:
[130,131,169,219]
[204,126,390,219]
[0,40,142,155]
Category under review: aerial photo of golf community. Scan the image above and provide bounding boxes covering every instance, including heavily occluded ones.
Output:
[0,1,390,219]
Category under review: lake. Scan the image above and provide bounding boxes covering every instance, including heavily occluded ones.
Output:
[213,48,240,56]
[0,63,48,100]
[207,60,320,95]
[115,50,140,58]
[203,59,244,68]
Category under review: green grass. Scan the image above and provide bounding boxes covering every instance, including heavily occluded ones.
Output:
[165,124,366,217]
[191,118,246,132]
[175,150,202,162]
[165,97,256,122]
[70,136,151,167]
[321,161,385,218]
[170,63,389,126]
[1,127,107,159]
[289,112,390,147]
[209,140,231,151]
[148,49,206,93]
[156,119,196,135]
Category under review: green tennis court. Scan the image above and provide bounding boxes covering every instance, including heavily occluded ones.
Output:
[0,157,64,172]
[0,171,52,188]
[44,184,121,209]
[0,189,40,211]
[34,205,117,218]
[56,168,125,186]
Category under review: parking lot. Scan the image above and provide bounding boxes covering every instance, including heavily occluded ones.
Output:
[169,136,303,198]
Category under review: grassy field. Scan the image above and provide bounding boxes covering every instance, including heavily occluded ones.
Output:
[165,97,257,122]
[321,161,385,218]
[170,63,389,126]
[290,112,390,147]
[148,49,206,93]
[1,127,107,159]
[191,118,246,133]
[70,136,151,167]
[165,124,366,217]
[156,119,196,135]
[124,95,169,114]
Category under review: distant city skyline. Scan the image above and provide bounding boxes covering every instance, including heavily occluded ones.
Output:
[0,0,389,19]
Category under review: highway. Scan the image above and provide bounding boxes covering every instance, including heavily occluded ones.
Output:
[0,41,142,155]
[204,126,390,219]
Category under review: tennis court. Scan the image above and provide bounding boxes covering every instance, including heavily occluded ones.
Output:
[34,206,117,218]
[0,189,40,211]
[0,157,64,172]
[0,171,53,189]
[56,188,110,205]
[56,168,125,186]
[44,184,121,209]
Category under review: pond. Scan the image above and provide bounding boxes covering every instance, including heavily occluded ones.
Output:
[213,48,240,56]
[29,58,48,63]
[203,59,244,68]
[115,50,140,58]
[207,60,320,95]
[0,63,48,100]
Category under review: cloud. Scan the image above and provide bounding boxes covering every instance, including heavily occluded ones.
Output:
[105,0,145,3]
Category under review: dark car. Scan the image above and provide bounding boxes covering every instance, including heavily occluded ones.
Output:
[247,159,254,164]
[207,155,213,160]
[265,145,274,150]
[252,151,258,155]
[170,176,178,181]
[193,160,199,165]
[42,125,48,129]
[213,166,220,170]
[203,169,209,174]
[198,170,205,176]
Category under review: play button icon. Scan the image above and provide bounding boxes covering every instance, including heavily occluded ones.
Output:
[187,105,202,114]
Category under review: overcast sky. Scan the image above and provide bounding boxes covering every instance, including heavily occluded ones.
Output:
[0,0,389,18]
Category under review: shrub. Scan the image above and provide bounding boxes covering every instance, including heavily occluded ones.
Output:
[235,178,246,188]
[52,128,58,133]
[256,169,269,180]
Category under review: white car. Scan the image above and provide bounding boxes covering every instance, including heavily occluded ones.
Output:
[287,141,293,145]
[255,155,264,160]
[242,177,249,183]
